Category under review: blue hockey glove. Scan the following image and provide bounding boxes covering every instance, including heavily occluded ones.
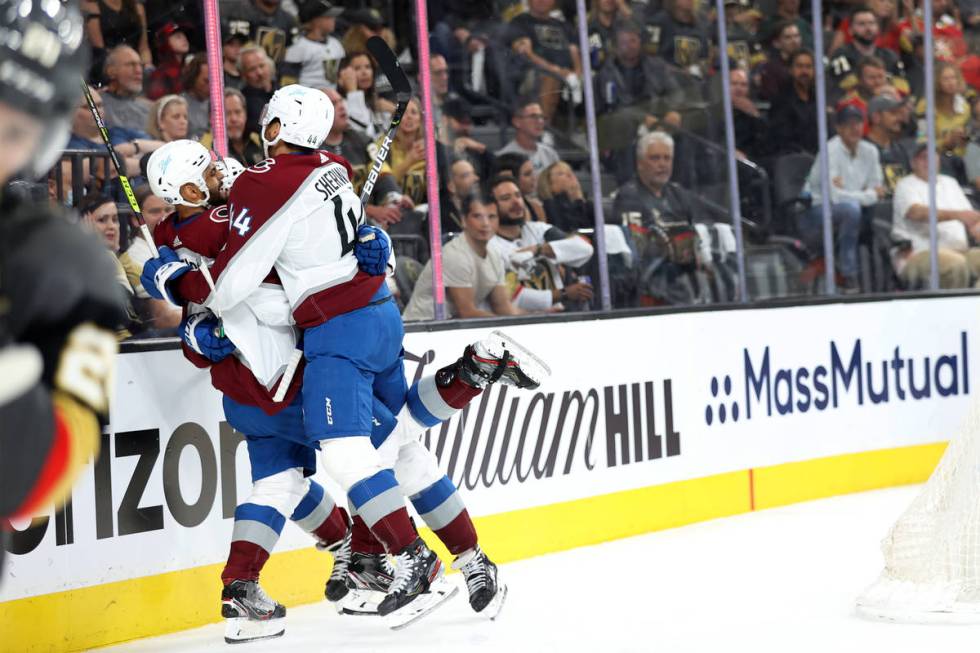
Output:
[354,224,392,276]
[181,312,236,362]
[141,246,191,307]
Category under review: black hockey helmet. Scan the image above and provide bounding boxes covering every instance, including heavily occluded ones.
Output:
[0,0,89,177]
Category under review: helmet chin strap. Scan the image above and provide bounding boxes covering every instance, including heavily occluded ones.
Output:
[261,123,282,159]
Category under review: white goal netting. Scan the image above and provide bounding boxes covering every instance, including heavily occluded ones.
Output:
[857,400,980,623]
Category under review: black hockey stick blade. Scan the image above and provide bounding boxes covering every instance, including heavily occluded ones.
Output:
[367,36,412,102]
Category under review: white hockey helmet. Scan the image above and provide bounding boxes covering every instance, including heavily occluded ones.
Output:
[259,84,334,156]
[215,157,245,194]
[147,140,213,208]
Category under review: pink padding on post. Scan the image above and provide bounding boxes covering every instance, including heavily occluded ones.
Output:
[414,0,446,319]
[202,0,227,158]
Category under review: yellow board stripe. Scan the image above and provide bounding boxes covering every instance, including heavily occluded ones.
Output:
[0,442,947,652]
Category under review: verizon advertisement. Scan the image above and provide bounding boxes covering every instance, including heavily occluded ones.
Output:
[3,297,978,602]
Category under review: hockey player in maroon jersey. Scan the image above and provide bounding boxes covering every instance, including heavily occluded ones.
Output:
[146,138,544,625]
[146,139,356,642]
[141,85,549,624]
[0,0,126,576]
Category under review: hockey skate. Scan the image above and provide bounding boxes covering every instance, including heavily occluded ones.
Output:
[452,545,507,620]
[377,537,458,630]
[459,330,552,390]
[336,551,396,616]
[221,579,286,644]
[321,528,352,602]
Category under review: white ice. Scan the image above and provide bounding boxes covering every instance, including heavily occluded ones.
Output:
[100,485,980,653]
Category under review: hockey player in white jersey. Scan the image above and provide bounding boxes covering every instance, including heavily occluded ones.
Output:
[141,84,550,622]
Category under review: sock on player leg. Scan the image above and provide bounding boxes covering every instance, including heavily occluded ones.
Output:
[222,503,286,584]
[290,480,349,546]
[405,366,483,429]
[349,469,418,553]
[350,509,388,554]
[410,475,477,555]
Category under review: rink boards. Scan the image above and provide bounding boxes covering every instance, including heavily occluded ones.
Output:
[2,295,977,652]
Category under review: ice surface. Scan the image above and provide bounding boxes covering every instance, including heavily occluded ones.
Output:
[101,486,980,653]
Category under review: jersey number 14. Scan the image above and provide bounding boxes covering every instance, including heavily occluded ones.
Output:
[333,197,363,257]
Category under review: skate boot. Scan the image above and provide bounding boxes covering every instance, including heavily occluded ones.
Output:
[321,528,352,602]
[453,545,507,619]
[376,537,458,629]
[457,330,552,390]
[221,579,286,644]
[339,551,396,615]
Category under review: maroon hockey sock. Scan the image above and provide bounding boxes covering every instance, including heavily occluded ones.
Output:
[351,514,387,554]
[368,507,420,553]
[433,509,478,555]
[434,364,484,407]
[312,506,349,547]
[221,541,271,585]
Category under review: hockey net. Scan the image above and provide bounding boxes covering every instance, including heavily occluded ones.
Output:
[856,400,980,623]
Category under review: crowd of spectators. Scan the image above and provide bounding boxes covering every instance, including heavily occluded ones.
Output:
[26,0,980,341]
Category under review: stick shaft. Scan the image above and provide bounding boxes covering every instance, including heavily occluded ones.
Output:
[80,80,159,257]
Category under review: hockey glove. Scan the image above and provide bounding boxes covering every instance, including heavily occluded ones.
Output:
[181,312,236,362]
[354,224,393,276]
[141,246,191,307]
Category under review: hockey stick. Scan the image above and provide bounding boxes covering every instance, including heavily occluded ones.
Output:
[360,35,413,205]
[80,80,159,258]
[271,37,411,404]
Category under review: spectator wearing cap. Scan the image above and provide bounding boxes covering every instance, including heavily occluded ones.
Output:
[82,0,152,74]
[593,19,685,154]
[752,19,802,101]
[866,93,913,195]
[180,55,211,140]
[221,19,250,90]
[146,22,190,100]
[342,7,388,56]
[101,45,154,136]
[828,7,906,103]
[404,194,522,322]
[506,0,583,124]
[758,0,813,51]
[646,0,711,77]
[283,0,345,88]
[200,88,265,166]
[319,88,412,227]
[769,49,819,155]
[238,45,276,135]
[497,98,561,178]
[836,56,895,134]
[802,104,884,292]
[220,0,297,65]
[892,142,980,288]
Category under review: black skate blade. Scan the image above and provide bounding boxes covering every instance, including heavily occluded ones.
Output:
[385,578,458,630]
